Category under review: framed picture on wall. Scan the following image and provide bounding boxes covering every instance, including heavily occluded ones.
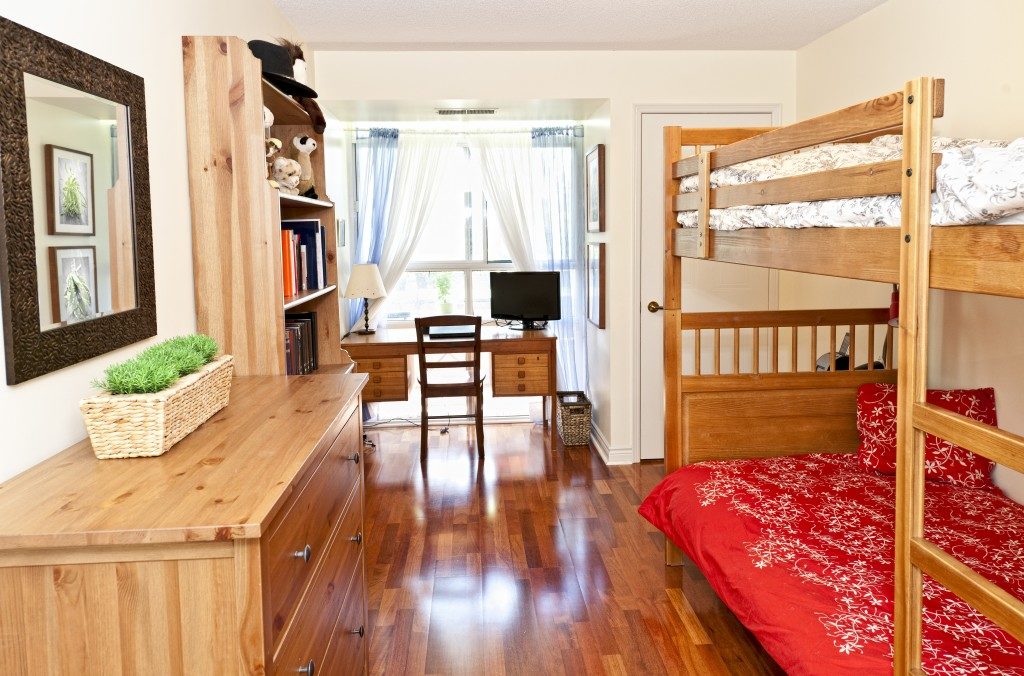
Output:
[48,245,98,325]
[586,242,605,328]
[45,144,95,236]
[585,144,605,233]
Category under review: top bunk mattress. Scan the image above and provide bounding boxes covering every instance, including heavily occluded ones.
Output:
[676,135,1024,230]
[639,453,1024,675]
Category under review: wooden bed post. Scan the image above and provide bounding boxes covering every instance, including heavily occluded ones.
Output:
[663,126,685,566]
[894,76,935,675]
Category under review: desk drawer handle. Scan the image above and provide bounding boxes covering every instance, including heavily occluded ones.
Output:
[517,356,526,365]
[298,660,315,675]
[373,375,382,384]
[517,370,526,379]
[517,384,526,393]
[347,452,360,465]
[372,361,382,370]
[349,531,363,545]
[293,544,312,562]
[351,625,365,637]
[373,389,382,397]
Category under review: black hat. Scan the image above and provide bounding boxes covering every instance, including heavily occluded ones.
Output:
[247,40,318,99]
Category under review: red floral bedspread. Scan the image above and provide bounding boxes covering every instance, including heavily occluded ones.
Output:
[639,453,1024,675]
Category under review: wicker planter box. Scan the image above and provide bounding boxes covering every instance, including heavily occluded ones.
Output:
[80,355,234,459]
[556,391,592,447]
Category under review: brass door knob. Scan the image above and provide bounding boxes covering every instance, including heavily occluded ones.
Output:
[647,301,664,313]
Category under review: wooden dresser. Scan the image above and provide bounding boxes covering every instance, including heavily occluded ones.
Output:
[0,373,368,675]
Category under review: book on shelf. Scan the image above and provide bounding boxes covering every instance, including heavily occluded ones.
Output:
[281,219,329,299]
[284,310,319,375]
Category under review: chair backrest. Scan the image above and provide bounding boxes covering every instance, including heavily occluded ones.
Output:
[414,315,483,389]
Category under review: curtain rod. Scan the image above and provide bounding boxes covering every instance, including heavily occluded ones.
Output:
[340,125,583,136]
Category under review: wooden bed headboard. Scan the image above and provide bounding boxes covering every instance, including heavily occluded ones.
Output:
[667,308,897,473]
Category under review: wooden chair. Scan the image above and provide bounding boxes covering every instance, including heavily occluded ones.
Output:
[414,315,485,461]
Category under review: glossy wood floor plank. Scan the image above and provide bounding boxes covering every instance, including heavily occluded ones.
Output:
[362,424,782,675]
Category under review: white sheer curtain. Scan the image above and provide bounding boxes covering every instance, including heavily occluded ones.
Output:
[367,133,459,325]
[470,129,587,391]
[472,134,537,271]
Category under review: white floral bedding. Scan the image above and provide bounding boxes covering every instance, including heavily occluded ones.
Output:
[676,135,1024,230]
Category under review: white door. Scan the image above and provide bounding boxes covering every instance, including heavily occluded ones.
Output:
[638,111,777,460]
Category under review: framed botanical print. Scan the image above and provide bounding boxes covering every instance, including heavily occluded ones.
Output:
[586,242,605,328]
[45,144,95,235]
[585,144,605,233]
[48,246,98,325]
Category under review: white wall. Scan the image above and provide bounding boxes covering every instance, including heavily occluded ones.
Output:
[794,0,1024,501]
[582,100,611,440]
[312,50,797,452]
[0,1,302,481]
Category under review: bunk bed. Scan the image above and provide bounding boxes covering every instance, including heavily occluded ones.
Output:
[641,77,1024,674]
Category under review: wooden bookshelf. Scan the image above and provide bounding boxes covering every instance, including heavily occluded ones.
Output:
[182,35,343,376]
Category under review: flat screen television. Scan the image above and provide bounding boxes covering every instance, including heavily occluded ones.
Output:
[490,271,561,330]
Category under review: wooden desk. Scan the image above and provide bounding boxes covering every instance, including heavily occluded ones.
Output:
[342,325,557,445]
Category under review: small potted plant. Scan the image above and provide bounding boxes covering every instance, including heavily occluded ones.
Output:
[80,335,234,459]
[435,272,453,314]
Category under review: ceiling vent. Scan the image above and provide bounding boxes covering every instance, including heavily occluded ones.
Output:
[436,108,497,116]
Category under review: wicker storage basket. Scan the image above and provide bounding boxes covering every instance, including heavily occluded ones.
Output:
[80,355,234,459]
[556,391,592,447]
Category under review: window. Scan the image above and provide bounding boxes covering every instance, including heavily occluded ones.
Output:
[355,141,512,323]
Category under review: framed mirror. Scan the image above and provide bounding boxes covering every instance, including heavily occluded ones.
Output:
[0,17,155,384]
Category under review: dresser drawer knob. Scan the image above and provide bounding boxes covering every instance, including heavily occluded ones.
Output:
[351,625,365,637]
[517,356,526,365]
[298,659,315,675]
[517,370,526,379]
[517,384,526,393]
[347,452,360,465]
[349,531,363,545]
[293,544,312,562]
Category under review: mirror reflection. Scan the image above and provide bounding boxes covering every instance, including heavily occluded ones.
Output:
[24,73,136,331]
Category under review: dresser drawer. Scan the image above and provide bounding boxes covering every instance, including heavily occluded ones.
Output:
[494,352,548,369]
[272,501,364,675]
[321,560,368,676]
[265,409,362,650]
[356,356,406,373]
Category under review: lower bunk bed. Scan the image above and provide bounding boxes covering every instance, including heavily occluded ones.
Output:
[640,452,1024,675]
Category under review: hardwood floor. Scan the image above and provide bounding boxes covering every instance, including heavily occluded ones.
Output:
[362,422,782,675]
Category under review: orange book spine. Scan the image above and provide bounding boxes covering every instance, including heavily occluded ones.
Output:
[281,230,294,298]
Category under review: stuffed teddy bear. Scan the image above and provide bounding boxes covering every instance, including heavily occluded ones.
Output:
[289,135,318,199]
[272,157,302,195]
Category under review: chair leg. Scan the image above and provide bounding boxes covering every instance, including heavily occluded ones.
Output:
[475,393,485,458]
[420,397,429,462]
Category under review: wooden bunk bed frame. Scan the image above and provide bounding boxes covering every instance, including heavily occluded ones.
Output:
[661,77,1024,673]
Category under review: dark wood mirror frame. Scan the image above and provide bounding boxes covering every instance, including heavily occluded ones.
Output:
[0,17,155,384]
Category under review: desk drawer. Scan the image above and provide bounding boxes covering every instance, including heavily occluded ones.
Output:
[265,408,361,650]
[357,357,406,373]
[363,382,408,402]
[494,352,548,369]
[272,502,364,674]
[494,365,548,382]
[363,371,406,388]
[493,376,549,397]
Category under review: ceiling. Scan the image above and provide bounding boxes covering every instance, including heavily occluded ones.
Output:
[274,0,884,51]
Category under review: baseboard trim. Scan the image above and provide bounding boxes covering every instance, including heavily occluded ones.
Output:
[591,426,634,466]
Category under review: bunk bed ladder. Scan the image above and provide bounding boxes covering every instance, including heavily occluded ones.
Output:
[895,77,1024,674]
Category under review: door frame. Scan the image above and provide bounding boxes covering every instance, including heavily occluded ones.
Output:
[630,103,782,463]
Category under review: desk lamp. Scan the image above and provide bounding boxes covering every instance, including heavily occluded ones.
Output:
[345,264,387,335]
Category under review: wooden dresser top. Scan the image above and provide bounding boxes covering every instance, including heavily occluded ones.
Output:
[0,373,366,550]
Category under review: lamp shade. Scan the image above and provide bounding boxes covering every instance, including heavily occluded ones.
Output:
[344,264,387,300]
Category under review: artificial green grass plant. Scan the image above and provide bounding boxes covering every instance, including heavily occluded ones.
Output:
[94,334,220,395]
